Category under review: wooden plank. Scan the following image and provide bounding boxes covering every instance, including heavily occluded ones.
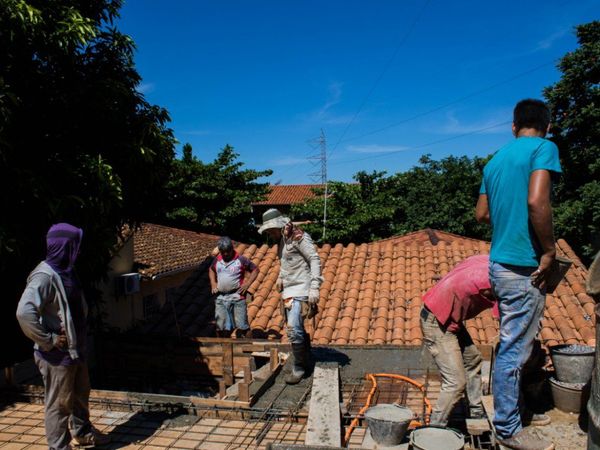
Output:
[481,360,492,395]
[219,380,226,399]
[270,348,279,372]
[223,343,234,385]
[482,395,495,422]
[189,395,250,409]
[305,362,341,447]
[466,418,490,435]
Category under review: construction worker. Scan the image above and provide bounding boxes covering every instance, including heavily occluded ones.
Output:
[16,223,109,450]
[258,209,322,384]
[476,99,560,450]
[209,236,258,338]
[420,254,495,426]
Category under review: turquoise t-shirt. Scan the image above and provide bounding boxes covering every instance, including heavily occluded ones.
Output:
[480,137,561,267]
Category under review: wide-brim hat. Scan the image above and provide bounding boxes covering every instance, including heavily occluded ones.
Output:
[258,208,290,234]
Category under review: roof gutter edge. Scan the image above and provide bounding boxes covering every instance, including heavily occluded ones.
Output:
[148,257,214,281]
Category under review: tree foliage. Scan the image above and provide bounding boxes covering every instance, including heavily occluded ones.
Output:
[544,20,600,260]
[0,0,175,364]
[392,155,490,239]
[164,143,272,242]
[294,155,490,244]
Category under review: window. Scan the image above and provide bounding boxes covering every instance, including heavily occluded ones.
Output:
[142,294,159,320]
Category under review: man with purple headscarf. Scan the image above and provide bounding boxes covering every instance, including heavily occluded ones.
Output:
[16,223,109,450]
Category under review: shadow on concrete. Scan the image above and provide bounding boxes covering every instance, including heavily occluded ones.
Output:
[106,409,198,449]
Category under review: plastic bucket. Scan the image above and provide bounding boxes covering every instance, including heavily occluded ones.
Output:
[550,344,595,384]
[549,377,585,413]
[409,426,464,450]
[364,404,414,446]
[544,256,572,294]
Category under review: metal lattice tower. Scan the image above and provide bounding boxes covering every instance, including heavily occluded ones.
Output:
[308,130,328,240]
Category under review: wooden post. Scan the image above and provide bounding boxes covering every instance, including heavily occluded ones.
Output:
[238,382,250,403]
[4,367,14,386]
[218,380,226,399]
[243,365,252,383]
[223,343,234,386]
[270,348,279,372]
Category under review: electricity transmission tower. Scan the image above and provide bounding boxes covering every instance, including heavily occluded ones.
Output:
[308,130,328,240]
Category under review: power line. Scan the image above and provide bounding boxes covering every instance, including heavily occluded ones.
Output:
[273,56,553,181]
[328,0,431,158]
[339,60,556,144]
[330,120,511,166]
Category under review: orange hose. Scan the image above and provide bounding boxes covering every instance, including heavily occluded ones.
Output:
[343,373,432,446]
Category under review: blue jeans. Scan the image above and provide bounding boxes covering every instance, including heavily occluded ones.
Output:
[490,261,546,439]
[215,294,249,331]
[286,297,308,344]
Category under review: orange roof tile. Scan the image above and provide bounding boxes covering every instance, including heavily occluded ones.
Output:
[134,223,220,278]
[251,184,323,205]
[142,230,595,348]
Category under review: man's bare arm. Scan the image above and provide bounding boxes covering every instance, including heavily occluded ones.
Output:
[475,194,490,224]
[208,267,219,294]
[528,169,556,288]
[238,268,259,295]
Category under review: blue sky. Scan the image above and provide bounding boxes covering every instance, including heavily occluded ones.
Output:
[118,0,597,184]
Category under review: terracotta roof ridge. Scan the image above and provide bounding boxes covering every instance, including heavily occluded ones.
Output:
[140,222,250,245]
[372,229,489,244]
[268,183,324,187]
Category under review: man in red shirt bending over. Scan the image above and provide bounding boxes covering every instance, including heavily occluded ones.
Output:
[420,254,495,426]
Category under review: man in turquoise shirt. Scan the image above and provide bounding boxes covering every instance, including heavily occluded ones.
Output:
[476,99,561,450]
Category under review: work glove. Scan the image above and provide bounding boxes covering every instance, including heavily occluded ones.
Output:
[308,289,320,305]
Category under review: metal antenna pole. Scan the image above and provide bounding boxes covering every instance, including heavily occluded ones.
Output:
[321,130,328,241]
[308,130,328,240]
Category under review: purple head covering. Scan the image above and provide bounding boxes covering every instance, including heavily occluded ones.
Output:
[45,223,83,274]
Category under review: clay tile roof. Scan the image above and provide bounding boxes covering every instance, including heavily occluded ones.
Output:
[141,229,595,348]
[134,223,220,278]
[252,184,323,205]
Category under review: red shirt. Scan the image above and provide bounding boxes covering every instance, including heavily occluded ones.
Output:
[423,255,494,333]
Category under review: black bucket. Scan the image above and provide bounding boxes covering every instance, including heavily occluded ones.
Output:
[364,404,414,446]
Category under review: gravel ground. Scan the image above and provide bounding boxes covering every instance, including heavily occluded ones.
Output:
[525,408,587,450]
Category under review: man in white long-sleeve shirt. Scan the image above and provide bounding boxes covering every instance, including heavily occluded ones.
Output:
[258,209,323,384]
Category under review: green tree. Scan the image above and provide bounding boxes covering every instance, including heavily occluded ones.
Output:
[293,171,396,244]
[0,0,175,365]
[544,21,600,260]
[294,155,490,244]
[392,155,491,239]
[165,143,272,241]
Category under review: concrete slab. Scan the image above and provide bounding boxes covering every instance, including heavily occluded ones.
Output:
[305,363,340,447]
